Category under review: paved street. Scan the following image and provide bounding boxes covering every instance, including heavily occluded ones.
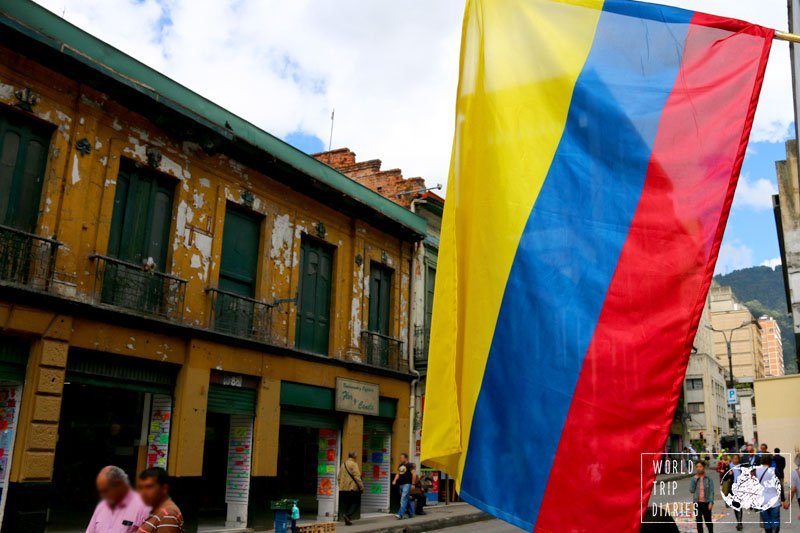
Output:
[647,475,799,532]
[438,519,522,532]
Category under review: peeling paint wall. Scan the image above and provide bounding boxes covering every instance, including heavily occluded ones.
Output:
[0,44,415,364]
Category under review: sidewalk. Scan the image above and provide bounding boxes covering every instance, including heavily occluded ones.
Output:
[257,503,490,533]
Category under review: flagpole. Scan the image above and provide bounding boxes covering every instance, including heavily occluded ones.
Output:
[776,30,800,43]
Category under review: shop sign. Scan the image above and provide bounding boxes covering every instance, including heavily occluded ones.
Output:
[335,378,379,416]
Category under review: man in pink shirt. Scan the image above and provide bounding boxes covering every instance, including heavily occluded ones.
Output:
[86,466,151,533]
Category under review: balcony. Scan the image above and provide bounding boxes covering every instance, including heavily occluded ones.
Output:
[205,287,275,342]
[90,254,186,322]
[0,224,61,291]
[361,330,405,371]
[413,325,430,370]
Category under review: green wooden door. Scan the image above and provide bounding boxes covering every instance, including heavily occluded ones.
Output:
[368,263,392,335]
[0,113,50,232]
[296,237,333,355]
[105,163,174,312]
[216,207,261,336]
[367,263,393,366]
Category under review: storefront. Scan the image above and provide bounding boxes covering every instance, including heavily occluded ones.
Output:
[200,371,257,529]
[50,349,178,529]
[0,337,29,528]
[278,382,342,520]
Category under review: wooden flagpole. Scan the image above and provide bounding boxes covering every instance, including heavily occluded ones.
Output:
[776,30,800,44]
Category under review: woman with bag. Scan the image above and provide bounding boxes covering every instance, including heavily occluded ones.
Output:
[338,451,364,526]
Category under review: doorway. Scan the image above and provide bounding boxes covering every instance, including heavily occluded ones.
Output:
[50,384,145,529]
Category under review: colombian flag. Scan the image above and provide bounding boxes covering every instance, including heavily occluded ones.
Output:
[421,0,772,530]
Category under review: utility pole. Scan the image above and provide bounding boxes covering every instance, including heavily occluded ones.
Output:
[705,320,757,450]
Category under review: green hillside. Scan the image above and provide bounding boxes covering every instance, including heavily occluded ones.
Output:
[714,266,798,375]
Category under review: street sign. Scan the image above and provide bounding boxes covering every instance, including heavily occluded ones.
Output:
[727,388,738,405]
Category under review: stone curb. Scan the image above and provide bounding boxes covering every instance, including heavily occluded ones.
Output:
[358,510,492,533]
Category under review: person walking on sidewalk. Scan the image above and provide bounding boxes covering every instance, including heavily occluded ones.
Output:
[755,455,783,533]
[136,467,184,533]
[86,465,151,533]
[392,453,416,520]
[338,451,364,526]
[729,454,744,531]
[689,461,714,533]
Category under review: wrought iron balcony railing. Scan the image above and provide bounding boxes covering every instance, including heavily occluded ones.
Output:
[413,325,430,369]
[90,254,186,322]
[361,330,405,371]
[206,287,274,342]
[0,224,60,291]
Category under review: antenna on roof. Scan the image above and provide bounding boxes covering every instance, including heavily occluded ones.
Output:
[327,109,335,153]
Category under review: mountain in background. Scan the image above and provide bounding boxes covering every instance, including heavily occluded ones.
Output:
[714,265,798,375]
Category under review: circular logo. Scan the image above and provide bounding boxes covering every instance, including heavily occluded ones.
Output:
[720,466,781,511]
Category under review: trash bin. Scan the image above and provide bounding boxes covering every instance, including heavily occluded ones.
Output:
[271,499,296,533]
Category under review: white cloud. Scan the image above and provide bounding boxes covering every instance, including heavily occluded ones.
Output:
[30,0,795,191]
[761,257,782,269]
[732,174,778,211]
[715,241,755,274]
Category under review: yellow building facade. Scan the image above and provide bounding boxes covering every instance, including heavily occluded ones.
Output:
[0,3,425,531]
[753,375,800,462]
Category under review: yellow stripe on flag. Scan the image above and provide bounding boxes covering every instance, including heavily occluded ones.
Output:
[421,0,604,486]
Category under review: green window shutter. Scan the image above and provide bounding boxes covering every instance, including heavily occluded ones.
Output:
[279,408,339,429]
[107,162,174,270]
[296,238,333,355]
[368,263,392,335]
[0,336,31,382]
[279,381,335,410]
[66,349,177,394]
[219,206,261,296]
[378,397,397,419]
[364,417,393,433]
[208,384,257,416]
[0,113,50,232]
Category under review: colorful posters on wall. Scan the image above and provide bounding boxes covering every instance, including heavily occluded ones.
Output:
[360,427,390,512]
[225,415,253,504]
[146,394,171,469]
[0,383,21,526]
[317,428,338,500]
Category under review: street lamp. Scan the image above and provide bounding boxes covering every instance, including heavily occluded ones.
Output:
[705,320,758,451]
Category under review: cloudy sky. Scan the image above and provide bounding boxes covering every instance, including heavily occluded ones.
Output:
[32,0,796,274]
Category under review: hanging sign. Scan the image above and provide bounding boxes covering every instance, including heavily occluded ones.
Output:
[335,378,379,416]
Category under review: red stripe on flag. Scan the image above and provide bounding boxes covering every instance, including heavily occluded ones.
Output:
[534,16,772,532]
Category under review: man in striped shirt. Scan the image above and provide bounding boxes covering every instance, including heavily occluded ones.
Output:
[136,467,184,533]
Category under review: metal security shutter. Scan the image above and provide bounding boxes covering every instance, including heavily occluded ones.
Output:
[0,337,30,382]
[279,408,339,429]
[361,419,392,513]
[66,350,177,394]
[207,384,256,416]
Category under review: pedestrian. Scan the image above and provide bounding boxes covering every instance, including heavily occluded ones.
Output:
[742,444,757,467]
[136,467,184,533]
[391,453,415,520]
[756,443,768,465]
[728,454,743,531]
[788,460,799,517]
[86,465,151,533]
[689,461,714,533]
[410,465,427,516]
[754,455,782,533]
[337,451,364,526]
[773,448,786,497]
[715,454,729,488]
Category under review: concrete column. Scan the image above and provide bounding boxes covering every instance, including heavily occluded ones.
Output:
[251,376,280,477]
[169,362,209,477]
[342,414,364,470]
[9,338,68,483]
